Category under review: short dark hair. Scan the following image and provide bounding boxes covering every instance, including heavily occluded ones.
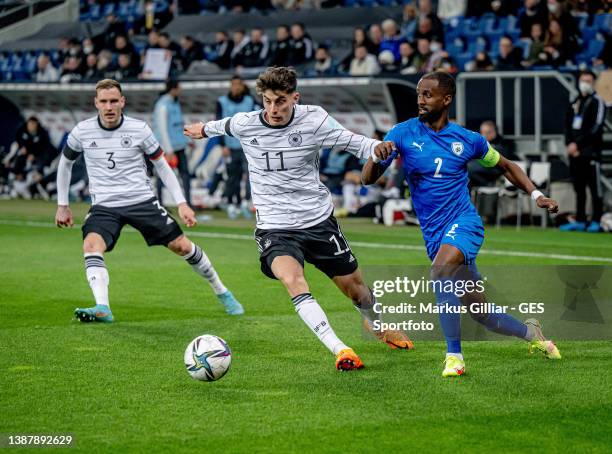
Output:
[579,69,596,80]
[420,71,456,98]
[256,67,297,95]
[165,79,179,92]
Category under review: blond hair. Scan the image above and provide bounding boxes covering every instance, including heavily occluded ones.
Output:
[95,79,123,95]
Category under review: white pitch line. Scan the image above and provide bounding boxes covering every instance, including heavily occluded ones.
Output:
[1,219,611,263]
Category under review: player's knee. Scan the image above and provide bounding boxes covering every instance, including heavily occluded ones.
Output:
[83,234,105,253]
[278,272,306,291]
[168,236,191,255]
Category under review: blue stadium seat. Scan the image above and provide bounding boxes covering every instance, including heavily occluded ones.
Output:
[444,37,465,56]
[455,53,474,71]
[89,4,101,21]
[466,37,487,55]
[587,39,605,59]
[595,13,612,32]
[102,3,115,16]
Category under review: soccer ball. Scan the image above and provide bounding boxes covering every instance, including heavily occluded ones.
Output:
[184,334,232,381]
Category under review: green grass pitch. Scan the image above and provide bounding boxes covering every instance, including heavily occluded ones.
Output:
[1,200,611,452]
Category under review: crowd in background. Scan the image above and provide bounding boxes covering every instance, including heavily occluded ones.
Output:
[13,0,612,84]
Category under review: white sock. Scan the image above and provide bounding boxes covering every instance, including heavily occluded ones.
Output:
[355,289,381,329]
[84,253,110,308]
[292,293,348,355]
[446,352,464,361]
[183,242,228,295]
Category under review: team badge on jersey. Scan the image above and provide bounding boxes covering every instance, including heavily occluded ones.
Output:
[121,136,133,148]
[451,142,464,156]
[288,132,302,147]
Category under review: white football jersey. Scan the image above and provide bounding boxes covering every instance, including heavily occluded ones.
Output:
[66,115,161,207]
[205,105,380,230]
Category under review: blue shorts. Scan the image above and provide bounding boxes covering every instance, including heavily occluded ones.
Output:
[425,213,484,264]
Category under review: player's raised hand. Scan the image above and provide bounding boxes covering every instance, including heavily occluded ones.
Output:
[55,206,74,228]
[178,203,197,228]
[536,196,559,214]
[184,122,205,140]
[373,141,397,162]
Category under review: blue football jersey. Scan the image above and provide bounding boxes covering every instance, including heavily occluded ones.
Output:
[384,118,489,244]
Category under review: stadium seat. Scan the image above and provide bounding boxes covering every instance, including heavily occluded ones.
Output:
[594,13,612,33]
[88,4,101,21]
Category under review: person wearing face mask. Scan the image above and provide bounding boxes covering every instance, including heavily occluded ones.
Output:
[561,71,606,233]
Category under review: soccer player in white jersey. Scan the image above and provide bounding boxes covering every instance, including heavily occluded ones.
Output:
[184,67,413,371]
[55,79,244,322]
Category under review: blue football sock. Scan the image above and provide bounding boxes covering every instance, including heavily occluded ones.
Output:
[435,283,462,354]
[480,311,528,339]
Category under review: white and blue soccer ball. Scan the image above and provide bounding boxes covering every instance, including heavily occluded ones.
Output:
[184,334,232,381]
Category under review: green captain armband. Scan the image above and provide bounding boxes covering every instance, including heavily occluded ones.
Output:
[477,144,501,168]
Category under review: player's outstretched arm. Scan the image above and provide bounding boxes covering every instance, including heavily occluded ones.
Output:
[183,122,206,139]
[150,152,197,227]
[361,141,397,185]
[495,156,559,213]
[55,153,76,228]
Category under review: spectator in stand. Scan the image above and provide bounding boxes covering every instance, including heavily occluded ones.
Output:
[57,37,71,63]
[594,26,612,68]
[82,38,96,57]
[180,35,205,71]
[468,120,518,187]
[538,18,577,67]
[97,13,126,50]
[340,27,378,72]
[158,32,181,61]
[34,54,59,82]
[547,0,580,46]
[417,0,445,41]
[368,24,383,55]
[413,16,445,44]
[472,51,495,71]
[144,30,161,54]
[306,45,337,76]
[114,35,139,70]
[112,53,139,81]
[521,22,546,68]
[421,41,455,73]
[378,50,399,73]
[234,27,269,68]
[495,35,523,69]
[7,117,57,199]
[134,0,174,35]
[399,41,417,74]
[269,25,292,67]
[230,29,249,67]
[400,3,418,39]
[210,31,234,70]
[60,56,83,83]
[96,50,116,79]
[412,38,433,72]
[519,0,549,38]
[83,53,101,81]
[67,38,84,60]
[380,19,404,62]
[289,22,314,65]
[349,45,380,76]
